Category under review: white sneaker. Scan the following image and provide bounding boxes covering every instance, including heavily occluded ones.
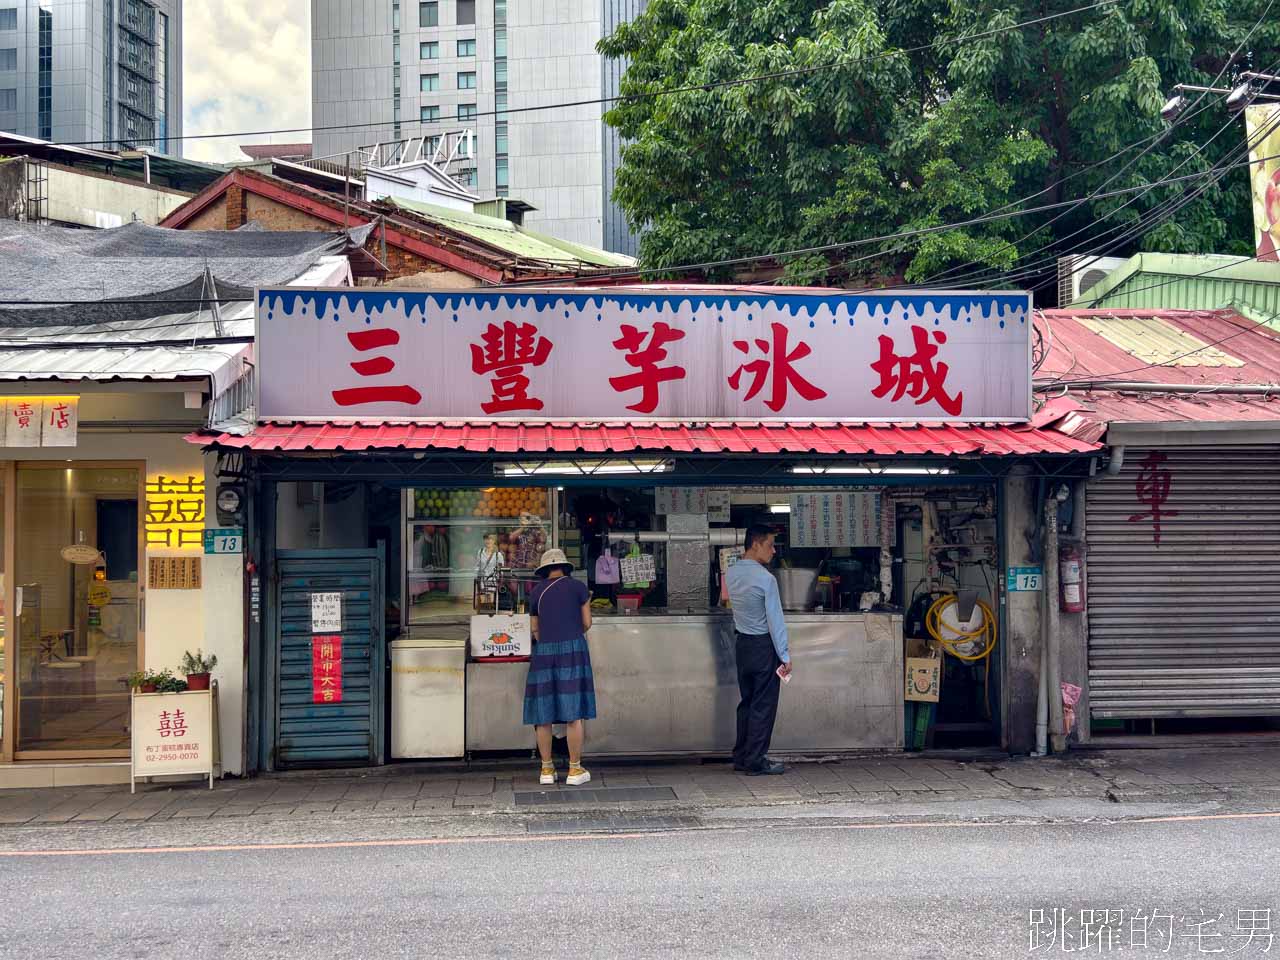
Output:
[566,765,591,786]
[539,763,556,786]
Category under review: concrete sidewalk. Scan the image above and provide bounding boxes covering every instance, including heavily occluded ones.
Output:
[2,745,1279,829]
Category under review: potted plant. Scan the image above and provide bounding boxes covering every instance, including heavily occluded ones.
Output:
[126,670,148,693]
[138,669,162,693]
[180,650,218,691]
[154,669,187,694]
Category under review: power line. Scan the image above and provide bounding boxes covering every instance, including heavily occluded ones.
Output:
[804,94,1280,296]
[2,146,1279,311]
[1041,302,1280,386]
[916,0,1279,290]
[42,0,1119,151]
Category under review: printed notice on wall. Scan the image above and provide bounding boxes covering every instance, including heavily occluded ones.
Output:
[620,553,657,583]
[311,592,342,632]
[707,490,732,523]
[789,492,882,548]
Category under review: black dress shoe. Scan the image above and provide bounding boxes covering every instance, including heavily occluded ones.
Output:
[746,760,785,776]
[733,764,746,773]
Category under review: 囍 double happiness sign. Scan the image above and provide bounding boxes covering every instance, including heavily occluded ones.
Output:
[255,288,1032,422]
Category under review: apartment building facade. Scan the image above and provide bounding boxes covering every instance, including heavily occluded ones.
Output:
[0,0,182,155]
[312,0,642,254]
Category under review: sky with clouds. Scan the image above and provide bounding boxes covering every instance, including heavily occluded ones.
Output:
[182,0,311,164]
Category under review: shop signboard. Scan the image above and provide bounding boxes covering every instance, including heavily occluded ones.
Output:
[1245,104,1280,260]
[0,397,80,448]
[131,689,219,792]
[256,288,1032,422]
[789,492,880,548]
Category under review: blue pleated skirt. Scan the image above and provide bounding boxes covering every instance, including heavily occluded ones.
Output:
[523,634,597,725]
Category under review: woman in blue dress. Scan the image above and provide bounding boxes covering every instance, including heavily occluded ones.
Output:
[524,548,596,786]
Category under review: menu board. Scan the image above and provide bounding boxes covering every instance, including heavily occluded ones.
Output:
[655,487,708,515]
[789,492,881,548]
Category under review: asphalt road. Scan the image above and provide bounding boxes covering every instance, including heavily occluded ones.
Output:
[2,812,1279,959]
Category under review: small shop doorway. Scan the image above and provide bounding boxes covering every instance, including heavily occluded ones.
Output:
[270,548,385,768]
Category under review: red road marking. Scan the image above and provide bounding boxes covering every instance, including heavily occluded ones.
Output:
[2,809,1277,859]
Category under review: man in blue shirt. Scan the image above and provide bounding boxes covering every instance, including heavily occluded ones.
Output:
[725,524,792,776]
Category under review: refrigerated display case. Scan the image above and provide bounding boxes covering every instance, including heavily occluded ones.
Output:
[404,486,555,623]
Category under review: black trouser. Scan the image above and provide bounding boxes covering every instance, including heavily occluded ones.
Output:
[733,631,782,771]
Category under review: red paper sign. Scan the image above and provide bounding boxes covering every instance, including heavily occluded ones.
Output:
[311,635,344,704]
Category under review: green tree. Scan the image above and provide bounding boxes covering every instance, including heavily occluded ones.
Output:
[599,0,1280,285]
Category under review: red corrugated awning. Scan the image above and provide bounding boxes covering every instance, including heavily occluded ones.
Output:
[189,422,1098,456]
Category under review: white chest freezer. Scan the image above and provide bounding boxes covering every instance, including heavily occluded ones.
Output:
[390,638,467,759]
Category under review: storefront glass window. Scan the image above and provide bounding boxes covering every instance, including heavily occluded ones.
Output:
[14,466,140,753]
[407,486,551,622]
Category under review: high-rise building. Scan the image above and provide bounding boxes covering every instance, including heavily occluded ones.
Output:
[312,0,642,254]
[0,0,183,155]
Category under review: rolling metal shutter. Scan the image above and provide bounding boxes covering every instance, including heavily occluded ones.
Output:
[1087,446,1280,719]
[274,550,385,766]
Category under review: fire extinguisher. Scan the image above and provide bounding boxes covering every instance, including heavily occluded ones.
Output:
[1060,544,1085,613]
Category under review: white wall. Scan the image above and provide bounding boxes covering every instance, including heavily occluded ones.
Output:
[365,166,476,212]
[46,164,192,228]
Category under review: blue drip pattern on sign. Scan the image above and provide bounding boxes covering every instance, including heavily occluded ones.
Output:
[259,289,1029,331]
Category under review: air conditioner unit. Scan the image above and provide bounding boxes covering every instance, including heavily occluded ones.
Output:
[1057,255,1128,306]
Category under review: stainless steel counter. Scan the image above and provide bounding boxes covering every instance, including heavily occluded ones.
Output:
[465,612,904,755]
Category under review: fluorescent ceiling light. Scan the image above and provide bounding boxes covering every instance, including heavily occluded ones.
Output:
[790,465,954,476]
[497,459,673,477]
[769,503,791,514]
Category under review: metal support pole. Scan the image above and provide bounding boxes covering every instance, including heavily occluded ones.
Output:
[1045,496,1066,753]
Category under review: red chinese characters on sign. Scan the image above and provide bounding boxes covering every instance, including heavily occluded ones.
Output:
[728,322,828,413]
[1128,451,1179,546]
[609,322,688,413]
[470,321,553,414]
[312,635,344,704]
[870,325,964,416]
[158,709,188,739]
[332,329,424,407]
[13,402,35,429]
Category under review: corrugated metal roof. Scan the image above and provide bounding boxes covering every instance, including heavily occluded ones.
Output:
[1034,307,1280,440]
[0,343,249,387]
[382,197,635,268]
[1038,308,1280,386]
[0,294,257,389]
[1042,393,1280,443]
[1073,314,1244,367]
[190,421,1098,456]
[1071,252,1280,324]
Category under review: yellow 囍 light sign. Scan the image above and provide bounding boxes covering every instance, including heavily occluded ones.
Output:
[145,473,206,550]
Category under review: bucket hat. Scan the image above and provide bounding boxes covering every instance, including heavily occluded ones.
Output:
[534,548,574,576]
